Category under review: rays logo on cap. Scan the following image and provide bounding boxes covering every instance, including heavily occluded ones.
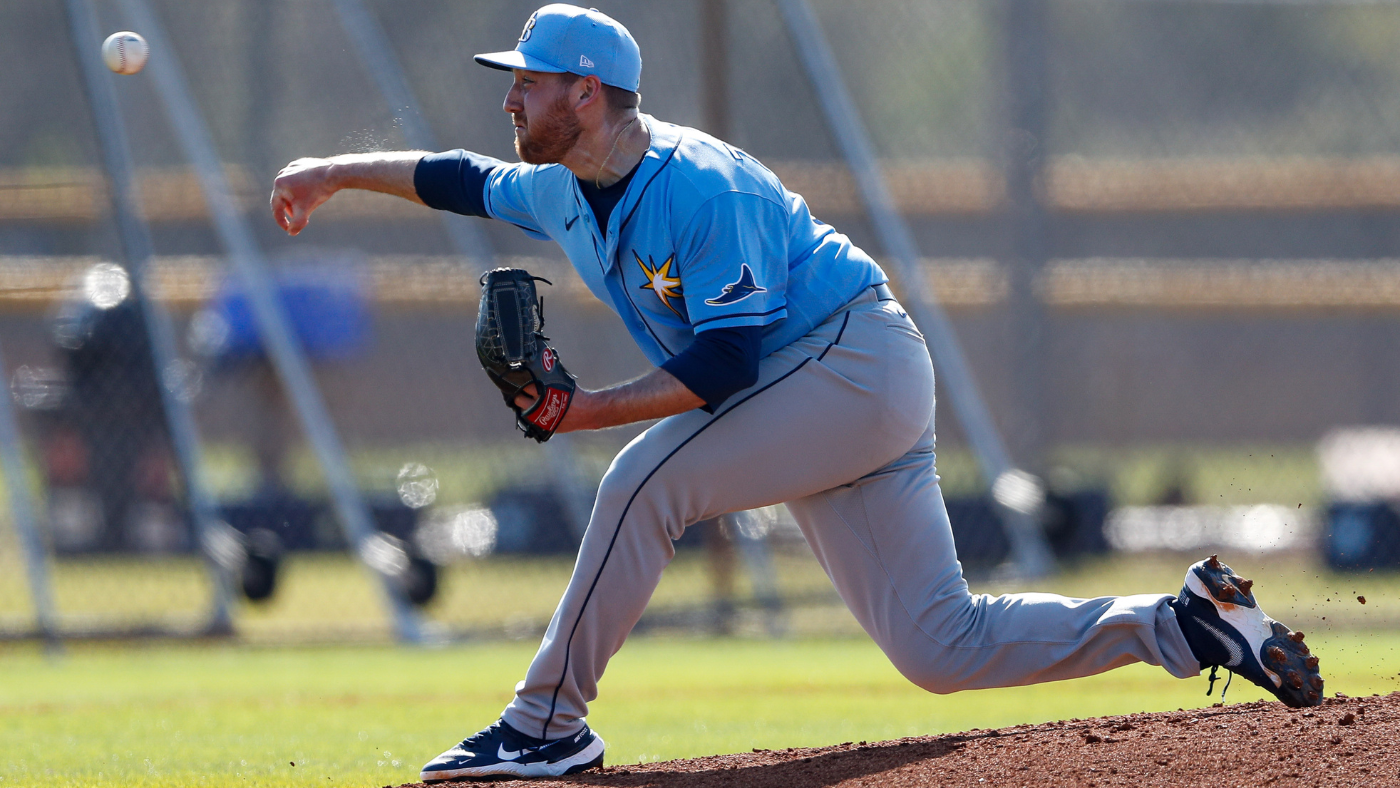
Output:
[474,5,644,93]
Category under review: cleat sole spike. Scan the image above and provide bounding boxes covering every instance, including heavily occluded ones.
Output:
[1181,556,1323,709]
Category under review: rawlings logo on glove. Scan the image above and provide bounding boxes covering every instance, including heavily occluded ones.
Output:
[476,268,577,442]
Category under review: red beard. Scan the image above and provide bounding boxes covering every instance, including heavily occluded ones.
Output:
[515,93,581,164]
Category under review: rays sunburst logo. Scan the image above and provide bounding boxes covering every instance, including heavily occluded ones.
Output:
[635,252,683,317]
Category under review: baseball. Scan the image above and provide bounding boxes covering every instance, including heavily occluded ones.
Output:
[102,31,148,75]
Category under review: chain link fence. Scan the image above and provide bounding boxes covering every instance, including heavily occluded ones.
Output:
[1,0,1398,642]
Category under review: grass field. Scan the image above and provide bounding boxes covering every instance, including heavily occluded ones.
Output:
[0,440,1385,786]
[4,631,1400,788]
[3,551,1400,788]
[220,441,1330,510]
[5,548,1397,641]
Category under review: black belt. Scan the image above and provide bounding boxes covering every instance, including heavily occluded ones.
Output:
[872,282,896,301]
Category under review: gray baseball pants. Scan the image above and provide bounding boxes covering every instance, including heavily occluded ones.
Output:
[502,288,1201,741]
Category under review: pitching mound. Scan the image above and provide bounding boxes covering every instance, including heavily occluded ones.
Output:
[404,691,1400,787]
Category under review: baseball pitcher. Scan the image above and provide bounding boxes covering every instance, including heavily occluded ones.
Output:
[270,5,1323,780]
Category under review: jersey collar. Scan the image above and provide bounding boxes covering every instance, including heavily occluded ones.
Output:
[597,114,682,271]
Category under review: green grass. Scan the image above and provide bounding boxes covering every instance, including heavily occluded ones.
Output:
[0,549,842,641]
[0,435,1381,788]
[4,549,1400,788]
[2,631,1398,788]
[0,439,1331,637]
[7,548,1398,642]
[0,439,1327,518]
[112,440,1327,512]
[922,443,1320,505]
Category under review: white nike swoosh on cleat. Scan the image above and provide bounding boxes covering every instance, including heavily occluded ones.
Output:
[1185,571,1283,687]
[498,744,533,761]
[1197,618,1245,668]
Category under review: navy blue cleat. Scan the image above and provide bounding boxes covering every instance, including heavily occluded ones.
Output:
[419,719,604,782]
[1171,554,1323,708]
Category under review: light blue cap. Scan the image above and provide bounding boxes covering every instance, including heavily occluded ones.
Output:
[475,4,642,92]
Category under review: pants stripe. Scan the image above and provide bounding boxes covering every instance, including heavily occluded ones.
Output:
[540,310,853,738]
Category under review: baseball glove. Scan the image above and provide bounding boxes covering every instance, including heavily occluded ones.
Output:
[476,267,577,442]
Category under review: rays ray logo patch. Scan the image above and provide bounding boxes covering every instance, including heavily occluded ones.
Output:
[635,252,683,317]
[705,264,767,305]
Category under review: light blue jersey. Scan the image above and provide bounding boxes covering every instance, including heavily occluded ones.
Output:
[481,117,887,366]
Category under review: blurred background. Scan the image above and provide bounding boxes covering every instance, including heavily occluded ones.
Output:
[2,0,1400,646]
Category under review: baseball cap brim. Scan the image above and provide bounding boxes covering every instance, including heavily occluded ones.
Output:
[474,49,567,74]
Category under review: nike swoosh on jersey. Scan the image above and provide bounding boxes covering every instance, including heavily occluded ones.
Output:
[565,215,580,231]
[1198,618,1245,668]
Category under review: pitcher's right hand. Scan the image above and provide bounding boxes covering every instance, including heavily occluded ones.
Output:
[271,157,337,236]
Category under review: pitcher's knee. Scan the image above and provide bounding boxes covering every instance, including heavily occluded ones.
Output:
[590,457,688,543]
[879,601,986,695]
[887,652,967,695]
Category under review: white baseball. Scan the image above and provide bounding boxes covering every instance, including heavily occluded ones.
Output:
[102,32,149,75]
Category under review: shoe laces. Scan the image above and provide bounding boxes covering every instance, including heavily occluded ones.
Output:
[1205,664,1234,703]
[458,720,505,749]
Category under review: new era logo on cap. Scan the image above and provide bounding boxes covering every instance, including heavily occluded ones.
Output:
[474,4,642,92]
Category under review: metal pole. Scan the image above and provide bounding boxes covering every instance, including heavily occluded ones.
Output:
[0,344,60,647]
[726,511,785,637]
[116,0,424,640]
[1002,0,1051,473]
[329,0,493,267]
[64,0,235,632]
[700,0,732,139]
[775,0,1054,577]
[699,0,785,607]
[330,0,599,542]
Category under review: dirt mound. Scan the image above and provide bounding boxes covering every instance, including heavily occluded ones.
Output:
[404,692,1400,787]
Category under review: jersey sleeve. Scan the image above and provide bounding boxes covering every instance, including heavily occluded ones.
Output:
[414,151,550,240]
[414,150,503,217]
[482,162,552,240]
[675,192,788,331]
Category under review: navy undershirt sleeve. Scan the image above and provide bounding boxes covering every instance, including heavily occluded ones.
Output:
[661,325,763,412]
[414,150,506,218]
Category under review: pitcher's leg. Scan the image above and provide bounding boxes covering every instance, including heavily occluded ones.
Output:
[786,435,1200,693]
[502,303,933,739]
[500,431,682,740]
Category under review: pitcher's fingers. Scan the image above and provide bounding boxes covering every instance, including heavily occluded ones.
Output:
[513,384,540,411]
[270,192,291,232]
[287,199,311,235]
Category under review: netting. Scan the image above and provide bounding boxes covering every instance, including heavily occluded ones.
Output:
[0,0,1398,642]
